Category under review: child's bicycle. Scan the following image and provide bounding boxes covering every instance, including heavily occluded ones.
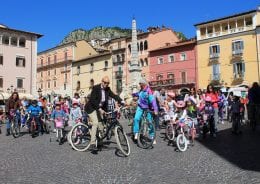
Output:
[50,117,66,145]
[164,112,177,141]
[9,110,21,138]
[67,118,82,145]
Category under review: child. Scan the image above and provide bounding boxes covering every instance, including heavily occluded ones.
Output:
[70,100,82,126]
[51,102,66,133]
[200,96,215,137]
[175,101,187,120]
[26,99,43,135]
[231,96,243,135]
[164,92,179,117]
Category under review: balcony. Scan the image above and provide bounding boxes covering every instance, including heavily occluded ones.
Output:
[60,66,71,73]
[233,73,244,80]
[16,88,26,93]
[232,49,243,56]
[115,71,123,78]
[37,56,73,69]
[150,78,195,87]
[209,53,220,63]
[113,58,125,65]
[210,74,221,82]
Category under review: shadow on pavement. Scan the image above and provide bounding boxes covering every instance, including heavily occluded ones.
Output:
[198,124,260,172]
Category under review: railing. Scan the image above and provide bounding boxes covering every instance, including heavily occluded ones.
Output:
[113,58,125,64]
[233,73,244,80]
[60,66,71,73]
[209,53,220,59]
[16,88,26,93]
[37,56,73,68]
[210,74,221,81]
[232,49,243,56]
[150,78,195,87]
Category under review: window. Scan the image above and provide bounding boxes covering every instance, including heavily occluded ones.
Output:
[137,43,139,51]
[156,74,163,80]
[3,35,9,45]
[65,73,67,81]
[180,53,187,61]
[245,17,253,26]
[41,72,43,77]
[40,83,43,89]
[181,72,186,83]
[140,42,143,51]
[77,66,80,75]
[19,37,26,47]
[48,81,50,88]
[209,45,220,58]
[90,63,94,72]
[0,77,3,88]
[48,70,50,76]
[16,56,25,67]
[167,73,174,79]
[212,64,220,80]
[54,69,56,75]
[40,59,43,66]
[17,78,23,88]
[54,55,57,63]
[64,52,68,61]
[145,58,148,66]
[140,59,144,67]
[0,55,3,65]
[157,57,163,64]
[104,61,108,69]
[144,40,148,50]
[128,44,131,53]
[232,40,244,55]
[11,37,17,46]
[64,84,66,90]
[168,54,175,62]
[54,80,56,87]
[233,62,245,78]
[48,57,50,65]
[77,81,81,90]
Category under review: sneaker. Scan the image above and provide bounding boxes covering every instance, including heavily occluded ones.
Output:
[221,121,224,124]
[89,144,98,151]
[153,139,157,145]
[53,129,56,133]
[134,133,138,140]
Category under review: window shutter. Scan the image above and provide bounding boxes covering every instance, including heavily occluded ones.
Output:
[241,41,244,50]
[213,65,216,75]
[217,45,220,54]
[23,58,25,67]
[209,46,212,55]
[242,62,245,73]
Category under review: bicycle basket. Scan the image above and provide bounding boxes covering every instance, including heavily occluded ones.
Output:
[164,114,170,121]
[55,119,64,128]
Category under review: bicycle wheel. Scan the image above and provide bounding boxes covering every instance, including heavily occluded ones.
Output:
[67,129,72,145]
[137,121,155,149]
[70,123,91,152]
[176,134,188,152]
[115,125,130,156]
[11,119,20,138]
[165,123,175,141]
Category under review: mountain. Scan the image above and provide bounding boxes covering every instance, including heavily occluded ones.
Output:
[60,26,132,45]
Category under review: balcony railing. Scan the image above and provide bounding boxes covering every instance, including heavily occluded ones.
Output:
[210,53,220,59]
[150,78,195,87]
[16,88,26,93]
[37,56,73,69]
[113,58,125,65]
[210,74,221,81]
[233,73,244,80]
[60,66,71,73]
[232,49,243,56]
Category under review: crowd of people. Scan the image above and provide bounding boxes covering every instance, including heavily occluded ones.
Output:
[1,76,260,152]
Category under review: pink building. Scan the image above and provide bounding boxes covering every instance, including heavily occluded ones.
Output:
[149,39,197,92]
[0,24,42,98]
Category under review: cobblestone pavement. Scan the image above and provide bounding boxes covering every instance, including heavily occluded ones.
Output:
[0,120,260,184]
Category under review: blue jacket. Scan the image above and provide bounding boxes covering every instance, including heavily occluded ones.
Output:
[27,105,42,116]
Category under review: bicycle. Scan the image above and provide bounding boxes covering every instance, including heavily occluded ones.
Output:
[136,110,156,149]
[67,118,82,145]
[164,112,177,141]
[50,117,66,145]
[41,110,51,134]
[9,110,20,138]
[70,107,130,156]
[27,113,40,138]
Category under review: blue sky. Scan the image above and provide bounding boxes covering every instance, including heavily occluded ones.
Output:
[1,0,258,52]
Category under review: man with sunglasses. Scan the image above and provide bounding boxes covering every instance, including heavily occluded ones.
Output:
[85,76,124,151]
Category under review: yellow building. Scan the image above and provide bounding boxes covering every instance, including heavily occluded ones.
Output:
[72,52,113,97]
[195,8,260,88]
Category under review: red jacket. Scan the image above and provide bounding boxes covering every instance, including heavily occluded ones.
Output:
[206,92,219,108]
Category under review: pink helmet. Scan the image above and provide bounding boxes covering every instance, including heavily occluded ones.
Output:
[72,100,79,105]
[177,100,185,108]
[205,96,212,102]
[167,92,175,98]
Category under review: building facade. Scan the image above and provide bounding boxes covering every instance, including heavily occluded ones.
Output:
[72,52,113,97]
[195,9,260,88]
[149,39,197,92]
[0,24,42,98]
[37,40,97,100]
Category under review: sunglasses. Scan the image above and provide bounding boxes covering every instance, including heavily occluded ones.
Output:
[103,81,110,85]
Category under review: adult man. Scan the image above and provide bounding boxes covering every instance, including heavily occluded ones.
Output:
[85,76,124,150]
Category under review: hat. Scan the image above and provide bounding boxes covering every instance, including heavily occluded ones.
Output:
[139,78,147,85]
[72,100,79,105]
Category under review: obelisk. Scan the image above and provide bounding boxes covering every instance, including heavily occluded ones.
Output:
[129,18,142,93]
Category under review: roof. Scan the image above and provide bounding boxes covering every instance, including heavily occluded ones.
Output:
[0,26,43,38]
[38,42,76,55]
[194,9,258,26]
[74,52,111,63]
[149,38,196,52]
